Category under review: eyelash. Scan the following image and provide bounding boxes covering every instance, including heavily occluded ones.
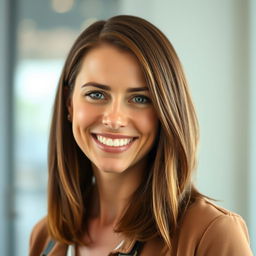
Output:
[84,91,151,104]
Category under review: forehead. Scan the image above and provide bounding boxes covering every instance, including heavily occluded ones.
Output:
[75,43,146,87]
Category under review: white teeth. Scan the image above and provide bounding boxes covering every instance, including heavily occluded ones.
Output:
[96,135,133,147]
[106,138,113,146]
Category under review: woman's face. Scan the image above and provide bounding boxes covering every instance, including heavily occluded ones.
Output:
[68,43,159,174]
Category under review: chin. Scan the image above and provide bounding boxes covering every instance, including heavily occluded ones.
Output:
[102,169,126,174]
[95,162,129,174]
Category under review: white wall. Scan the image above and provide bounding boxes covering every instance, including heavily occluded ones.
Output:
[0,0,13,255]
[119,0,253,244]
[249,0,256,253]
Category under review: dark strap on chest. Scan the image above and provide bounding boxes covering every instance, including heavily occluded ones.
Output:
[117,241,144,256]
[40,240,56,256]
[41,239,144,256]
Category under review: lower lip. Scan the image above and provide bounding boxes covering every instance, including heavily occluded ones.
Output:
[91,134,137,153]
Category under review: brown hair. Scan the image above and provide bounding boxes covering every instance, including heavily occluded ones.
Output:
[47,15,202,253]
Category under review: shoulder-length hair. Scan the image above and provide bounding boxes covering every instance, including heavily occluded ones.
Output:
[47,15,201,253]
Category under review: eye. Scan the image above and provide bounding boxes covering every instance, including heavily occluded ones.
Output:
[85,91,105,100]
[131,95,151,104]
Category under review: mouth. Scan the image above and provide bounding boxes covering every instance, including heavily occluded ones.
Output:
[91,133,138,153]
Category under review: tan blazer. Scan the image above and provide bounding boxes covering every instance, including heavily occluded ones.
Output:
[29,198,253,255]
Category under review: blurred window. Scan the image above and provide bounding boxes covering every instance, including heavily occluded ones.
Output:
[14,1,119,255]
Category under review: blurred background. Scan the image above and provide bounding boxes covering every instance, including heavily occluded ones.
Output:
[0,0,255,255]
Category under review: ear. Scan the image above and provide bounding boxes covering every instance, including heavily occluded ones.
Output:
[64,87,73,119]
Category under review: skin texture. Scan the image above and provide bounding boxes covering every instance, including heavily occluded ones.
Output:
[67,43,159,255]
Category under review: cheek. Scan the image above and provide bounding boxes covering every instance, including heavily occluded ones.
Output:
[73,103,99,127]
[72,104,100,153]
[135,109,158,135]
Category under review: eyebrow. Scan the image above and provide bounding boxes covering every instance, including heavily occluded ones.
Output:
[81,82,149,92]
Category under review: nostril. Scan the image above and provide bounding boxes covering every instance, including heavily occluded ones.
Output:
[102,117,127,129]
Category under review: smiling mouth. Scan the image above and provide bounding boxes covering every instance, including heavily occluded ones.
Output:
[91,133,138,153]
[92,133,137,146]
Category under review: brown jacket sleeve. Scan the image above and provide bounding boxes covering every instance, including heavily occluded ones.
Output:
[29,218,51,256]
[196,214,252,255]
[174,198,253,256]
[29,217,68,256]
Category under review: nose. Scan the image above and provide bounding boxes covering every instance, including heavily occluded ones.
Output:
[102,100,128,130]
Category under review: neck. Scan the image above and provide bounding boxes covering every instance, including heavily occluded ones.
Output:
[90,160,147,227]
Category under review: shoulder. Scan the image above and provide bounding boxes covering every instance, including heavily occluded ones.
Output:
[176,197,252,255]
[180,197,248,231]
[30,217,48,242]
[29,217,51,256]
[29,217,68,256]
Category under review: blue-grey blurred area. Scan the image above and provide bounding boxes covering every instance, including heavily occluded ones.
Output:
[0,0,255,255]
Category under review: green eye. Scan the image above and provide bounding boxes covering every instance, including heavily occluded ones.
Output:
[132,96,151,104]
[86,91,105,100]
[85,92,151,104]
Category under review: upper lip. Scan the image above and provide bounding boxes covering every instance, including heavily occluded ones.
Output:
[92,133,138,139]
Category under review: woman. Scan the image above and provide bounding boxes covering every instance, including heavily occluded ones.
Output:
[29,15,252,256]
